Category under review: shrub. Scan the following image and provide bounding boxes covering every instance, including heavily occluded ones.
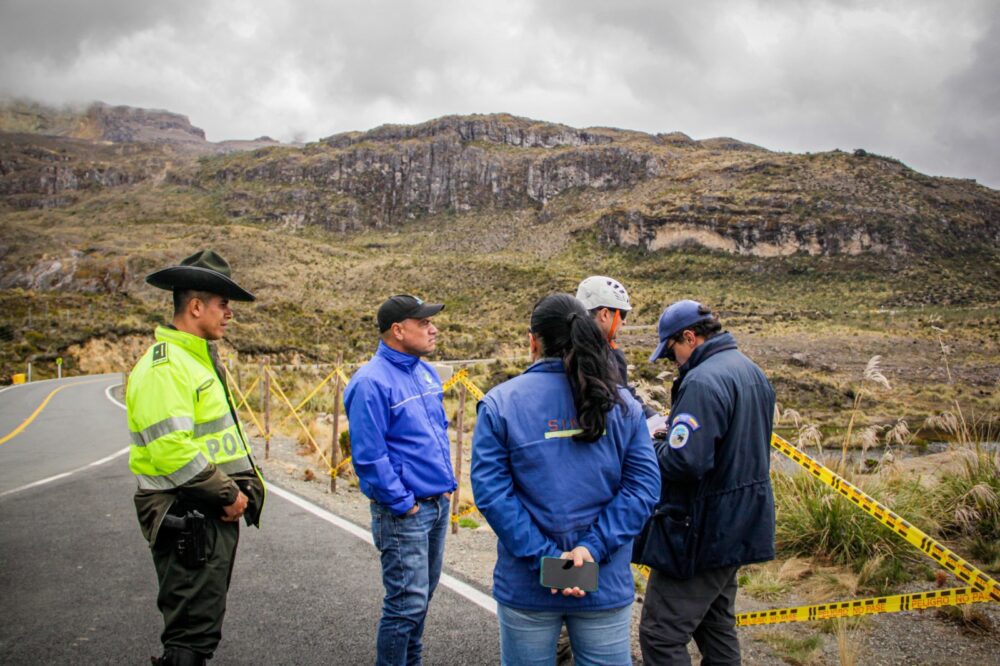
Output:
[772,468,935,569]
[931,448,1000,546]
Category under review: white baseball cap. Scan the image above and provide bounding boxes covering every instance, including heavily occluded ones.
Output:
[575,276,632,312]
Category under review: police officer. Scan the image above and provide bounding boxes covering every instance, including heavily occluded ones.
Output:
[635,300,776,665]
[127,250,265,666]
[575,275,658,418]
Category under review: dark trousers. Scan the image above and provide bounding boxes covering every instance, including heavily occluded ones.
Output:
[639,565,740,666]
[152,517,239,659]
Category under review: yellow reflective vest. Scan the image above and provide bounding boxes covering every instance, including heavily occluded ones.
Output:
[127,325,264,542]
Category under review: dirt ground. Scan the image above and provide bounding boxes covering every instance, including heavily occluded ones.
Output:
[255,433,1000,666]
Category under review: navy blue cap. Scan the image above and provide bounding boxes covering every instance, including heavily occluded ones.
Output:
[649,300,712,362]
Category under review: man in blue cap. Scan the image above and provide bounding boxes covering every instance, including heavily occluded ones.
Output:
[634,300,776,665]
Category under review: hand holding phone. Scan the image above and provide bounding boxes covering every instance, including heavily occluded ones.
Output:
[540,546,598,597]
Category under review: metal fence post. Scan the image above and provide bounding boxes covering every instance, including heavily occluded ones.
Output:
[330,352,344,493]
[451,379,467,534]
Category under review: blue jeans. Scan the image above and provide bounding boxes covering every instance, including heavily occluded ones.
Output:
[370,495,450,666]
[497,602,634,666]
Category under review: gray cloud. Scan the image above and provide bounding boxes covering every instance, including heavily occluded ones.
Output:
[0,0,997,188]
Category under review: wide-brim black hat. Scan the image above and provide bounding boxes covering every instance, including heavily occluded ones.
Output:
[145,249,256,302]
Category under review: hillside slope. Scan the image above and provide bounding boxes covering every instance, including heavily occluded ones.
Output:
[0,101,997,434]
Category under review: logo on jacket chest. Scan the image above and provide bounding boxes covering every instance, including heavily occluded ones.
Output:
[547,417,579,433]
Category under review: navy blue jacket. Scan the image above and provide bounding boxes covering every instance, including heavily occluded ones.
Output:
[345,341,457,515]
[471,359,660,611]
[632,332,776,578]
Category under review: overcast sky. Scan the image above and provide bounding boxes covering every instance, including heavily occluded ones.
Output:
[1,0,997,188]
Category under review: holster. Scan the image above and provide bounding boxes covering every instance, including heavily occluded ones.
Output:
[160,510,207,569]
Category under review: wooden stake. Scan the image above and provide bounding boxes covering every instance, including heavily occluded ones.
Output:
[451,380,467,534]
[330,352,344,493]
[264,360,271,459]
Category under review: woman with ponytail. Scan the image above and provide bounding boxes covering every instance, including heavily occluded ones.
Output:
[471,293,660,665]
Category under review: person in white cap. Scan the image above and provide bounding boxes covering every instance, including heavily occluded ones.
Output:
[575,276,658,418]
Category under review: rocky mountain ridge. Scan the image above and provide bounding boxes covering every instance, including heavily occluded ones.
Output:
[0,100,285,151]
[2,101,999,258]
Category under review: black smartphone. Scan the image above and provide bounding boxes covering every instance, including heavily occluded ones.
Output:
[539,556,599,592]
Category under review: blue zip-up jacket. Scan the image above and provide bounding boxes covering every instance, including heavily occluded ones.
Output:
[345,341,457,516]
[632,332,776,578]
[471,359,660,612]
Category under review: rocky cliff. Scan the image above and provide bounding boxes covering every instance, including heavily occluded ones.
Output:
[206,114,1000,256]
[208,114,663,231]
[2,102,999,257]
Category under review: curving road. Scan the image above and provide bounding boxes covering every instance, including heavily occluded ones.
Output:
[0,375,500,664]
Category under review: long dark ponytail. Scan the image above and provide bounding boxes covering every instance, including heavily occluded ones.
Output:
[530,293,622,442]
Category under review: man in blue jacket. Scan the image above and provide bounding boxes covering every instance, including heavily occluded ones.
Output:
[345,294,457,666]
[635,300,776,665]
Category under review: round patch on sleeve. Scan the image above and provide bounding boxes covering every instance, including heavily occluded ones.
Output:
[668,424,690,449]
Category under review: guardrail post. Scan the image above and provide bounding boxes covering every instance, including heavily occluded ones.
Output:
[451,379,467,534]
[330,352,344,493]
[263,360,271,459]
[27,362,32,382]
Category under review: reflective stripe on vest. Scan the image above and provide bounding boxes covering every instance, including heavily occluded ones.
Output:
[130,416,195,447]
[217,457,253,475]
[135,452,211,490]
[193,412,236,438]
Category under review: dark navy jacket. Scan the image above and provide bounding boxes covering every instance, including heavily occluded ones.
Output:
[345,341,457,515]
[632,332,776,578]
[471,359,660,611]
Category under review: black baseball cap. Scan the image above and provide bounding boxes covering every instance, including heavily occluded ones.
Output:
[377,295,444,332]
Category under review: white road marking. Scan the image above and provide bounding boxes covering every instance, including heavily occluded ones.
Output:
[0,379,128,498]
[268,484,498,615]
[105,383,127,409]
[105,379,499,615]
[0,446,129,498]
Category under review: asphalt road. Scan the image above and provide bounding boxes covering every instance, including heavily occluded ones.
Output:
[0,376,500,664]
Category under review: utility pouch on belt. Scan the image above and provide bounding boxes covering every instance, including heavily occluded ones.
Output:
[161,510,207,569]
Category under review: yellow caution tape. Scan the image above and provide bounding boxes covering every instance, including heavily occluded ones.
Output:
[771,433,1000,603]
[737,586,992,627]
[276,366,339,430]
[632,425,999,623]
[459,377,485,401]
[441,369,485,400]
[442,368,467,393]
[223,368,266,439]
[233,376,260,412]
[450,503,480,523]
[266,367,334,471]
[333,455,352,473]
